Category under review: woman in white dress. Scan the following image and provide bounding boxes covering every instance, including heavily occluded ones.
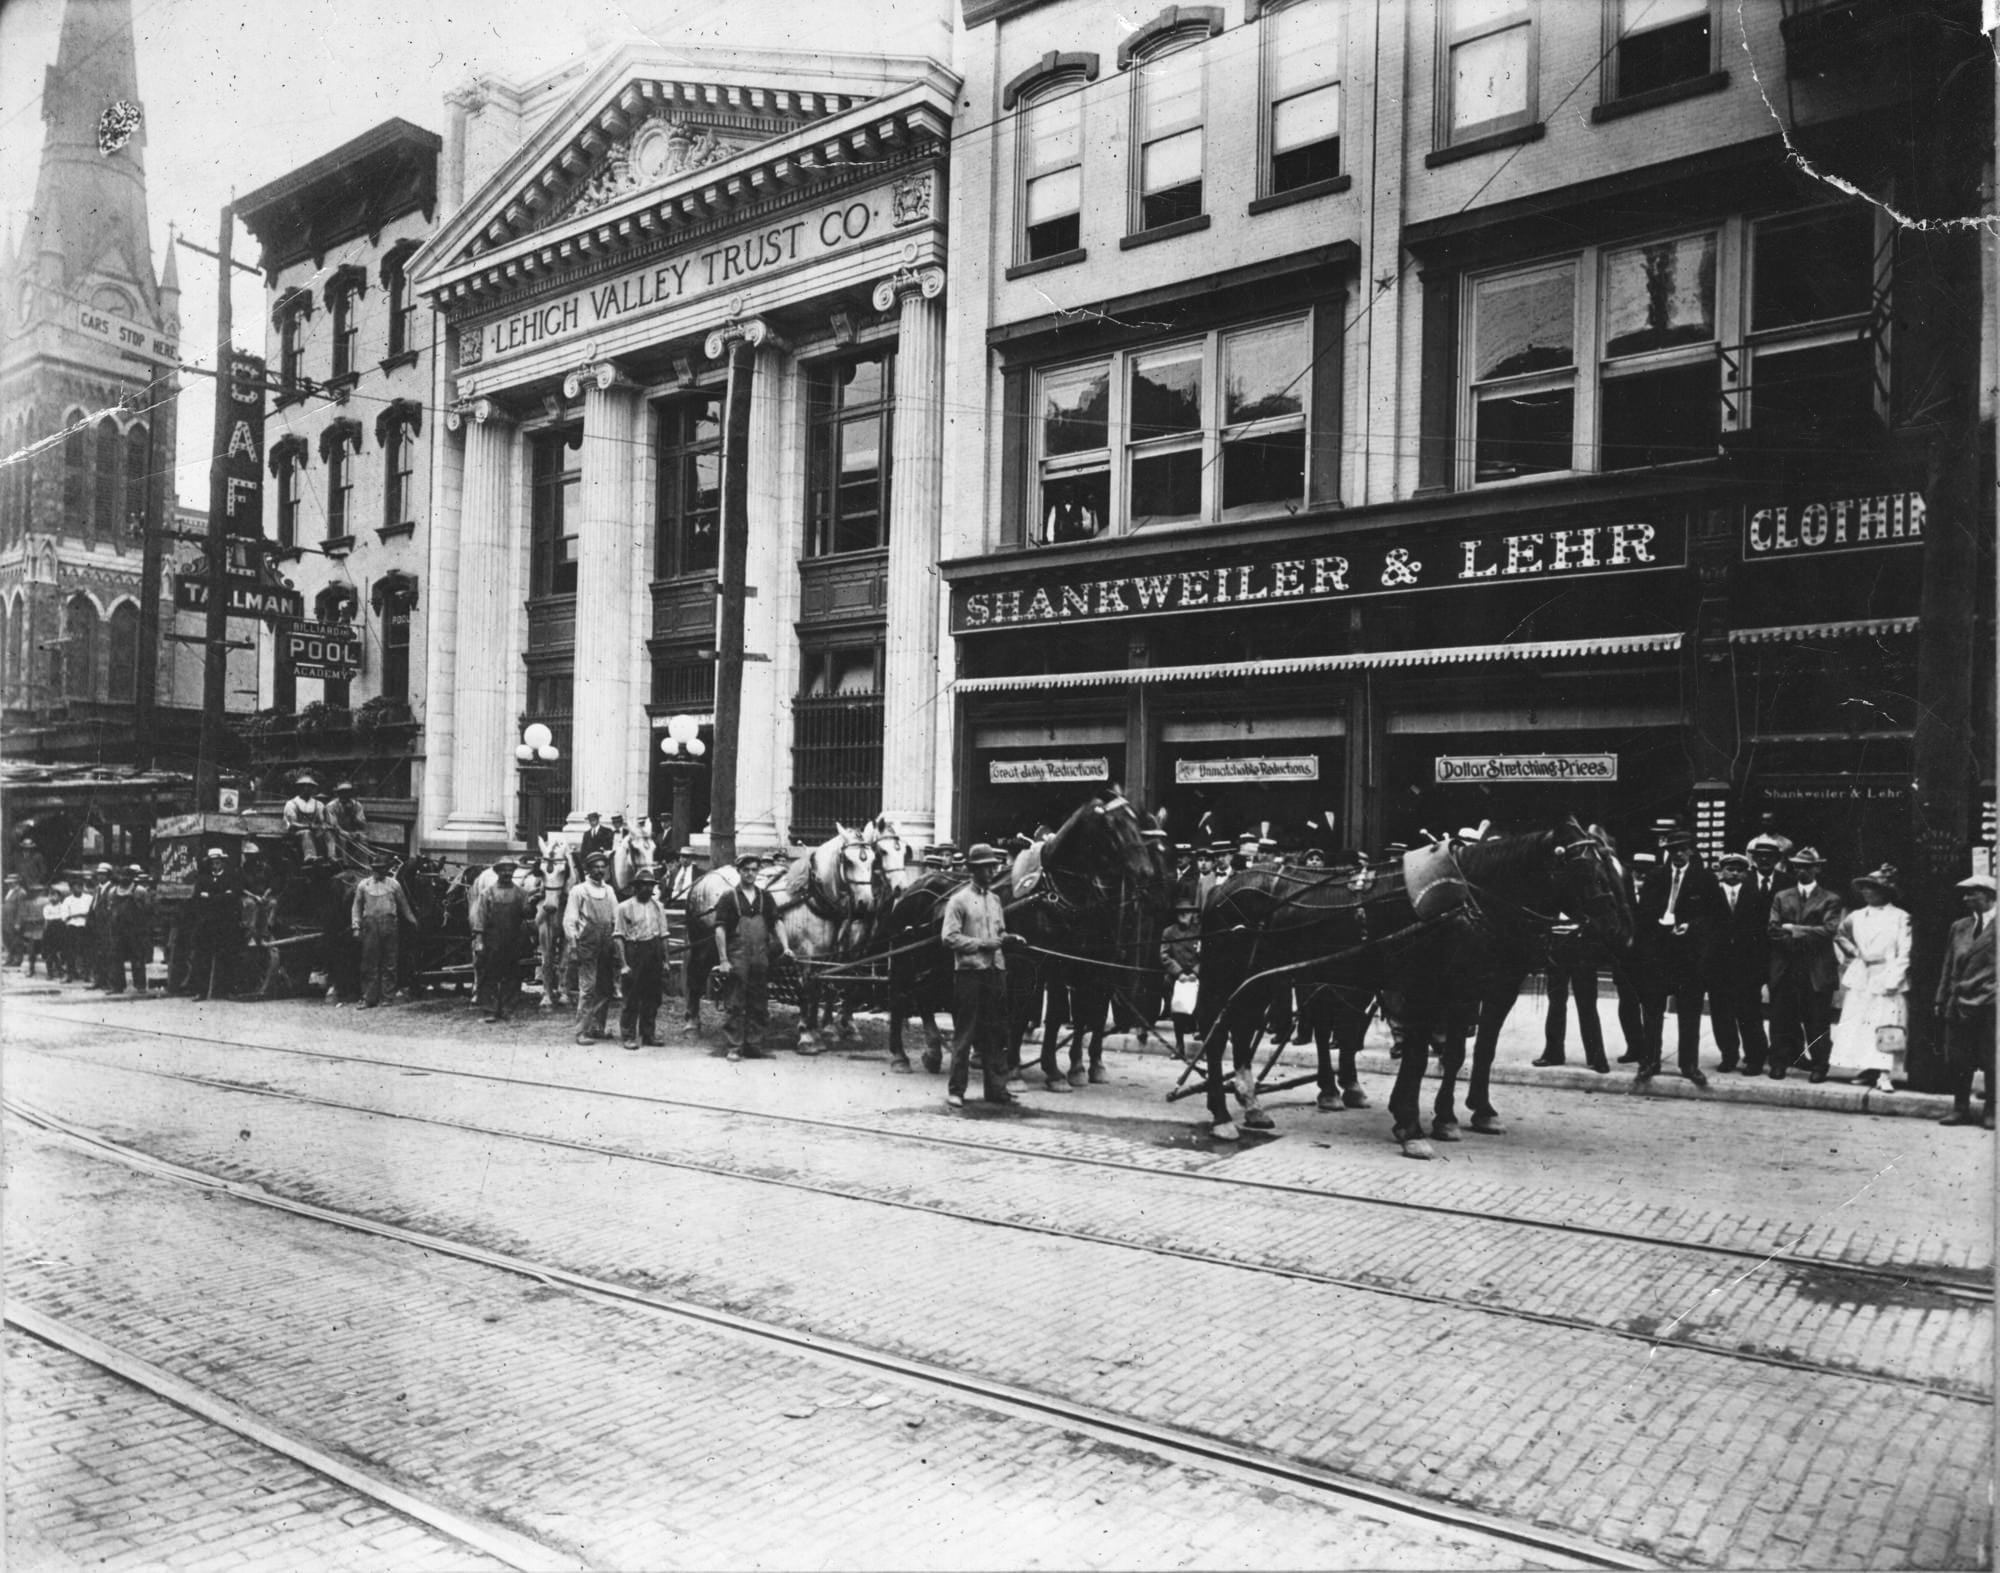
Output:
[1833,865,1911,1091]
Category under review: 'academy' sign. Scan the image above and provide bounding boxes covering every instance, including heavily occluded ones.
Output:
[952,517,1684,634]
[458,182,918,370]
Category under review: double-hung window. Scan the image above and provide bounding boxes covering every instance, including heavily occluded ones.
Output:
[326,442,352,539]
[1598,231,1719,470]
[274,289,311,400]
[1610,0,1713,101]
[1263,0,1343,194]
[1467,261,1576,482]
[806,352,893,556]
[1019,82,1084,262]
[328,268,365,383]
[1746,205,1879,452]
[1033,315,1313,536]
[1441,0,1537,148]
[655,393,723,578]
[1133,38,1204,232]
[276,453,300,548]
[529,428,581,597]
[383,422,414,531]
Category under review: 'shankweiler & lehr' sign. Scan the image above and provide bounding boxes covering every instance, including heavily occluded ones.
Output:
[1436,754,1619,783]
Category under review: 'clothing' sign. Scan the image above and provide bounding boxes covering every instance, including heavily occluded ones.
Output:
[951,516,1684,634]
[1435,754,1618,783]
[1743,491,1924,559]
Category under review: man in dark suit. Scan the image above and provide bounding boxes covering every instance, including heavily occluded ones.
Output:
[1934,873,1996,1128]
[1766,846,1843,1081]
[576,811,617,869]
[1633,828,1719,1087]
[1706,851,1770,1074]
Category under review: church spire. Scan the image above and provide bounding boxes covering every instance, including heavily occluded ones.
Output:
[21,0,160,322]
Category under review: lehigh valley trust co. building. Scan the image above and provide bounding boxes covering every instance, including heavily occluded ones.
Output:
[409,43,957,858]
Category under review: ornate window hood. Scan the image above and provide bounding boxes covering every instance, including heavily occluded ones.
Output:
[418,79,952,312]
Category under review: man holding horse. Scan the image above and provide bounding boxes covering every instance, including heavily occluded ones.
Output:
[942,842,1021,1108]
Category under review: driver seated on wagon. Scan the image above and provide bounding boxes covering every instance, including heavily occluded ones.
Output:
[283,775,330,862]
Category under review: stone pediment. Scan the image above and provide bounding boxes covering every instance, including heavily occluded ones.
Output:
[423,43,959,281]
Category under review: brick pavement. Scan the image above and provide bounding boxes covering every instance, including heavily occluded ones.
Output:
[2,1330,504,1573]
[6,1127,1544,1572]
[3,1032,1988,1568]
[10,1039,1987,1395]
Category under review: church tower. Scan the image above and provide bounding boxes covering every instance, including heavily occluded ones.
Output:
[0,0,182,770]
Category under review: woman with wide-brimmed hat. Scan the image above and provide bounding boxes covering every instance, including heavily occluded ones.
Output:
[1833,864,1911,1090]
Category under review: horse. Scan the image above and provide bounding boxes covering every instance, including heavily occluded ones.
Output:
[1195,820,1631,1153]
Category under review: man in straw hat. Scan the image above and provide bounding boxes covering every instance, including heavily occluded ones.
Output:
[942,843,1021,1107]
[615,867,671,1049]
[1934,873,1996,1128]
[1766,847,1843,1081]
[351,853,416,1008]
[714,851,783,1062]
[186,848,240,1000]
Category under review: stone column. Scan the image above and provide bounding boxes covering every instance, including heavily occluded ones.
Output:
[562,361,641,833]
[440,398,515,845]
[876,266,946,847]
[737,343,789,853]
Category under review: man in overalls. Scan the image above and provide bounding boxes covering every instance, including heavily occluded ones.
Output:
[566,852,620,1044]
[615,866,670,1049]
[350,853,416,1008]
[101,864,155,994]
[714,851,784,1062]
[471,856,535,1024]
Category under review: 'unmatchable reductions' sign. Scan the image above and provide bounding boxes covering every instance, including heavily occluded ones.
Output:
[1174,756,1320,784]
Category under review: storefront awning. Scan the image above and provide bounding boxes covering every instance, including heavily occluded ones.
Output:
[952,632,1684,694]
[1728,617,1920,645]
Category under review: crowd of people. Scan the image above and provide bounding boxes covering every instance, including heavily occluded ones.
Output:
[4,799,1992,1128]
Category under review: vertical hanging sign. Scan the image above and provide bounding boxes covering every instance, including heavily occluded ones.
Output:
[221,350,266,538]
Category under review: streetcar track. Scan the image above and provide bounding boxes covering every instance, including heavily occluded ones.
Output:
[12,1004,1990,1302]
[3,1101,1645,1572]
[7,1044,1990,1405]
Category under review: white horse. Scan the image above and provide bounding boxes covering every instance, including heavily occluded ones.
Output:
[772,823,880,1053]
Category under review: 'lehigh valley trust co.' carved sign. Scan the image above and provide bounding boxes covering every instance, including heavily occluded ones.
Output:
[952,517,1684,634]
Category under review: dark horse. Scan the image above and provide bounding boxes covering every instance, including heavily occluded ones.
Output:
[1195,822,1631,1154]
[874,793,1171,1081]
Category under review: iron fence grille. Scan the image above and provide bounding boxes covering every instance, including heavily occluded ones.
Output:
[791,693,883,841]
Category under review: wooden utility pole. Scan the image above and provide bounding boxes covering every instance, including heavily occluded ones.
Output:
[133,378,167,767]
[195,203,233,812]
[707,336,755,867]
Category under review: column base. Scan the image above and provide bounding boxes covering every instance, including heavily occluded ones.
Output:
[882,810,937,849]
[426,817,515,864]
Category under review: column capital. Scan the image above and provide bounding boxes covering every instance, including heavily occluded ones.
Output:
[445,396,514,432]
[562,360,639,400]
[872,265,945,314]
[703,314,779,361]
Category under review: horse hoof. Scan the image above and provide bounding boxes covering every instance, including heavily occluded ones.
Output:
[1245,1108,1275,1130]
[795,1042,821,1057]
[1399,1136,1436,1161]
[1212,1121,1240,1142]
[889,1057,913,1074]
[1087,1065,1107,1085]
[1316,1093,1343,1112]
[921,1054,942,1075]
[1470,1112,1504,1135]
[1342,1087,1370,1109]
[1429,1120,1462,1142]
[1066,1068,1087,1088]
[1043,1077,1074,1093]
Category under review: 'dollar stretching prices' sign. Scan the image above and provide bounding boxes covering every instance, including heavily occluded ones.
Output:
[950,516,1685,634]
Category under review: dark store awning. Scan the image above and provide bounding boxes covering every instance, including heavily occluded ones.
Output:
[1729,617,1919,645]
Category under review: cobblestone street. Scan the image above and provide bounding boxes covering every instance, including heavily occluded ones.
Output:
[4,988,1991,1569]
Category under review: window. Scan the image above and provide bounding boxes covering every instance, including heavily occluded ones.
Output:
[383,423,413,531]
[329,273,363,381]
[326,442,352,539]
[1441,0,1537,147]
[92,417,120,542]
[274,289,312,399]
[793,644,884,842]
[1033,315,1313,535]
[1134,37,1204,231]
[1019,81,1084,262]
[1599,231,1719,469]
[106,602,138,702]
[62,594,97,701]
[655,393,722,578]
[123,423,148,537]
[276,453,300,548]
[1746,205,1879,452]
[530,427,581,597]
[62,421,85,525]
[382,242,420,360]
[806,353,893,556]
[314,585,355,707]
[1611,0,1711,100]
[380,587,412,703]
[1264,1,1342,194]
[1468,261,1576,481]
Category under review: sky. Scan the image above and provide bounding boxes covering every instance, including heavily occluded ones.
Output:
[0,0,955,507]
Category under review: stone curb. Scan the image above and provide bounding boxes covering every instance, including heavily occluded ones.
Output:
[1108,1035,1960,1121]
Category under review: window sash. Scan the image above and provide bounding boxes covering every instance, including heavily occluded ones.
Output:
[1268,0,1341,98]
[1138,45,1203,140]
[1273,83,1342,155]
[1024,88,1082,178]
[1026,165,1082,227]
[1449,20,1532,137]
[327,451,349,537]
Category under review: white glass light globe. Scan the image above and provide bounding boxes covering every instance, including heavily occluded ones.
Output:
[522,722,553,750]
[667,712,699,744]
[514,744,534,762]
[686,738,707,758]
[660,736,680,756]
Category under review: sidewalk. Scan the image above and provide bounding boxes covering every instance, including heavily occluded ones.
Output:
[1108,981,1960,1122]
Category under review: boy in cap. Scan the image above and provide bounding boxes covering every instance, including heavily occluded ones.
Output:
[565,852,621,1042]
[1934,874,1997,1127]
[1708,850,1770,1074]
[351,853,417,1008]
[1766,847,1843,1081]
[714,852,784,1061]
[615,867,670,1048]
